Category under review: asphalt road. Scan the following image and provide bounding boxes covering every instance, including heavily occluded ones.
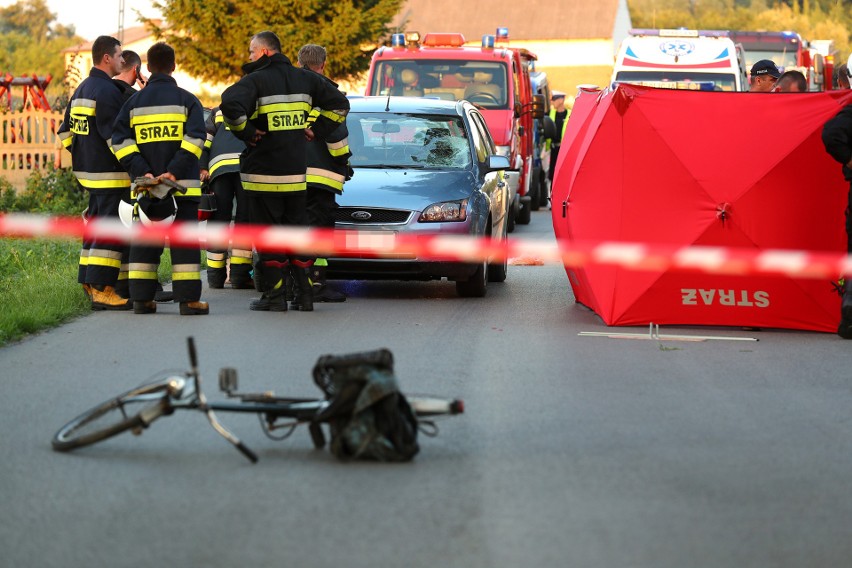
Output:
[2,207,852,568]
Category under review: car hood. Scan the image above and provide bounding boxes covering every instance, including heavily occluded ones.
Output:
[341,168,477,210]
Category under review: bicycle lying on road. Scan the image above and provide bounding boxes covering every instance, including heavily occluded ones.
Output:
[52,337,464,463]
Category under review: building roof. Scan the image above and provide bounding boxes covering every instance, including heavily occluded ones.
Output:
[391,0,621,41]
[61,21,164,54]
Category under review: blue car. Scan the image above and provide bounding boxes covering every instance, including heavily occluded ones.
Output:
[328,96,511,297]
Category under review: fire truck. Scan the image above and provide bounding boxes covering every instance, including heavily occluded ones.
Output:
[728,30,833,91]
[365,30,546,229]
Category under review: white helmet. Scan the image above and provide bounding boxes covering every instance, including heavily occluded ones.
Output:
[118,194,177,227]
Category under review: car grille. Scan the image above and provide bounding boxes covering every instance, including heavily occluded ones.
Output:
[335,207,412,225]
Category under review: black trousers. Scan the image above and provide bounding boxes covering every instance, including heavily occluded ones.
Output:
[79,187,130,286]
[306,188,339,229]
[128,198,202,303]
[206,173,252,279]
[247,190,313,289]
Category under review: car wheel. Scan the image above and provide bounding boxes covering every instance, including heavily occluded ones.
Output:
[456,261,487,297]
[517,199,531,225]
[507,200,516,233]
[487,221,508,283]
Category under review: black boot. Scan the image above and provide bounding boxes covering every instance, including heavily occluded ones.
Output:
[207,267,227,289]
[250,285,287,312]
[310,265,346,302]
[290,266,314,312]
[839,279,852,339]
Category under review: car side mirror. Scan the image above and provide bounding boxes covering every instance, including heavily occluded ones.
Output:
[485,154,511,172]
[531,94,546,120]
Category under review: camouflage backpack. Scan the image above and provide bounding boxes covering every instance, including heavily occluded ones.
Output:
[312,349,420,462]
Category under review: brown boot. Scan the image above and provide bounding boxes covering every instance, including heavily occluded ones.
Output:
[82,284,93,299]
[180,301,210,315]
[91,285,132,311]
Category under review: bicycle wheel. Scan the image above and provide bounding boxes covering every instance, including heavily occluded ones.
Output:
[52,380,173,452]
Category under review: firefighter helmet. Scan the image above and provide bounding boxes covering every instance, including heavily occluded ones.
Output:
[118,195,177,227]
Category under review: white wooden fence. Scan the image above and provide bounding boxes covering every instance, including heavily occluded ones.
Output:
[0,109,68,191]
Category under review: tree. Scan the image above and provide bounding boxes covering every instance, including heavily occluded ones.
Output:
[146,0,404,84]
[0,0,81,103]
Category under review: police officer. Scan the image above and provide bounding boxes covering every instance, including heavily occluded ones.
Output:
[297,43,349,304]
[199,106,253,289]
[57,35,131,310]
[546,90,570,185]
[220,31,349,313]
[111,42,209,315]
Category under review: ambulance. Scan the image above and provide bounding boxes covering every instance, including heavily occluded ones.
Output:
[611,29,748,92]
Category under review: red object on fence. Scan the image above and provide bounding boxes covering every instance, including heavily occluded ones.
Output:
[0,73,52,110]
[551,83,852,332]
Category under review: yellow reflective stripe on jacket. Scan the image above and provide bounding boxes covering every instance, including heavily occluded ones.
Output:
[204,133,214,149]
[224,114,248,132]
[113,140,140,160]
[175,180,202,197]
[70,99,96,115]
[181,136,204,158]
[327,138,349,157]
[307,167,345,191]
[214,110,224,124]
[241,172,306,192]
[209,154,241,177]
[73,171,131,189]
[59,131,73,148]
[129,105,189,126]
[317,109,347,123]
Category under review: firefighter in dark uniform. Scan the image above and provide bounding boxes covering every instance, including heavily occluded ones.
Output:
[220,31,350,313]
[57,35,131,310]
[199,107,253,289]
[111,42,209,315]
[297,43,349,304]
[823,102,852,338]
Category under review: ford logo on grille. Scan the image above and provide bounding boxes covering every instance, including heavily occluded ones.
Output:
[351,211,372,221]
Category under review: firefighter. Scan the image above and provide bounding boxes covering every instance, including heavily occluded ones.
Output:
[220,31,349,312]
[57,35,131,310]
[199,106,253,289]
[297,43,349,304]
[111,42,209,315]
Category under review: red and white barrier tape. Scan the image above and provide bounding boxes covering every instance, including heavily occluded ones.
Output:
[2,213,851,280]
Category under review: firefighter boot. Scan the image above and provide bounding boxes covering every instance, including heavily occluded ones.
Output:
[207,267,227,289]
[250,279,288,312]
[289,267,314,312]
[310,265,346,303]
[91,285,132,311]
[133,301,157,314]
[838,280,852,339]
[229,265,255,290]
[180,301,210,315]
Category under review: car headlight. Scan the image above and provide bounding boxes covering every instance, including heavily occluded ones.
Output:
[419,199,468,222]
[495,145,511,157]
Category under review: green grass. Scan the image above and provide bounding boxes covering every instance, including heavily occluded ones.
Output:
[0,238,90,346]
[0,238,202,347]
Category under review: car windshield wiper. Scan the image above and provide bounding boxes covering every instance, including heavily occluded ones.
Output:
[356,164,427,169]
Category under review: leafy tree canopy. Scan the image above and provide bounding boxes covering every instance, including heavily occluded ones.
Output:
[0,0,81,101]
[146,0,404,84]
